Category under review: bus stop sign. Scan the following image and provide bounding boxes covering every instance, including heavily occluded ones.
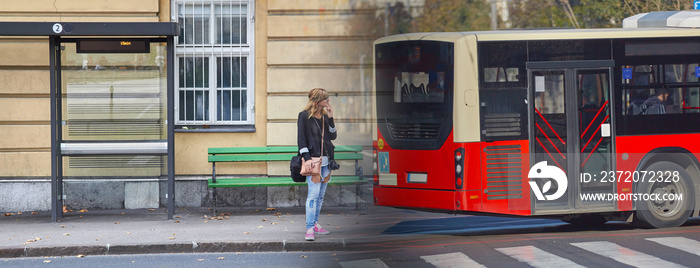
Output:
[695,0,700,9]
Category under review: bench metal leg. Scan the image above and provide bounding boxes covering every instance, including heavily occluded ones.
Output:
[213,187,217,216]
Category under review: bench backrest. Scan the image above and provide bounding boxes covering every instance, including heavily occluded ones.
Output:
[208,145,363,162]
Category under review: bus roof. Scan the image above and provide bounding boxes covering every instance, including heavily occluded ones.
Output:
[374,27,700,45]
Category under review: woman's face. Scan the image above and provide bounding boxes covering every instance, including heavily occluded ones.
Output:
[317,96,330,107]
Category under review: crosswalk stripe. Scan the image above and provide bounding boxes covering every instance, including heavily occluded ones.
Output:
[420,252,486,268]
[646,237,700,257]
[339,258,390,268]
[496,245,585,268]
[571,241,686,268]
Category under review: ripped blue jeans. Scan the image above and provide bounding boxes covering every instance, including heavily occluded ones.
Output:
[306,165,330,230]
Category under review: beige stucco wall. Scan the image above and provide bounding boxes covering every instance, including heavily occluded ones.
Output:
[265,0,375,178]
[0,0,375,178]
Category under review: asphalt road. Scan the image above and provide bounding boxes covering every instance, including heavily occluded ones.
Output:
[4,215,700,267]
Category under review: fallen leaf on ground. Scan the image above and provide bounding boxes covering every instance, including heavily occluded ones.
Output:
[257,226,263,229]
[63,233,70,236]
[301,255,307,258]
[169,237,175,240]
[76,254,85,258]
[266,207,276,211]
[243,232,250,234]
[126,232,132,235]
[148,209,156,212]
[262,219,268,222]
[31,212,38,215]
[60,225,66,228]
[44,260,51,263]
[78,209,88,213]
[219,213,231,216]
[17,212,22,215]
[174,221,180,223]
[115,222,120,224]
[197,259,204,261]
[217,257,225,260]
[4,213,14,216]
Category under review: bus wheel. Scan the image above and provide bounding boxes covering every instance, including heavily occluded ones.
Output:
[633,161,695,229]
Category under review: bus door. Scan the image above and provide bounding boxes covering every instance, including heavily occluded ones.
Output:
[527,61,615,214]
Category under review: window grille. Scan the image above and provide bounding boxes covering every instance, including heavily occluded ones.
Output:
[174,0,253,125]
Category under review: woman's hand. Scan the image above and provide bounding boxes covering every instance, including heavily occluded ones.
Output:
[325,103,333,118]
[303,159,313,171]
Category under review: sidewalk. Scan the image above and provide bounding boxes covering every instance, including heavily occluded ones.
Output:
[0,205,440,258]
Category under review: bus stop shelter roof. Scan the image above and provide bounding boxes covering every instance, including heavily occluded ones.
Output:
[0,22,178,36]
[623,11,700,29]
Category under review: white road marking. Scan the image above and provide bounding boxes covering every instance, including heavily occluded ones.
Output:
[339,258,390,268]
[420,252,486,268]
[646,237,700,257]
[496,245,585,268]
[571,241,686,268]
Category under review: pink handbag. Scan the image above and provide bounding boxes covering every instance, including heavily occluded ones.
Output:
[300,116,324,176]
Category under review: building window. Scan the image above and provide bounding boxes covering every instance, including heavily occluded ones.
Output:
[174,1,254,126]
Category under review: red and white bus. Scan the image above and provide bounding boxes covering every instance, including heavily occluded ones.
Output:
[372,20,700,228]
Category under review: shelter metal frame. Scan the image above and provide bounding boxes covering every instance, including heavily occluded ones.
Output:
[0,22,178,221]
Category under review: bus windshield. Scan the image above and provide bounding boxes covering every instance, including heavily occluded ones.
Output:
[375,40,454,150]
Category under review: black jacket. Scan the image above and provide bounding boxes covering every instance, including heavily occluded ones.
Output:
[297,110,337,161]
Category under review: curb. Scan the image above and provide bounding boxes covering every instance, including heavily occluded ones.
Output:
[0,240,352,258]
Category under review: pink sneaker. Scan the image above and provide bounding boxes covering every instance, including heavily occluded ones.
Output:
[314,223,329,235]
[305,228,315,241]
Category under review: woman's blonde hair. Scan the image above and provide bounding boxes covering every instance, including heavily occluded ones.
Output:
[303,88,329,119]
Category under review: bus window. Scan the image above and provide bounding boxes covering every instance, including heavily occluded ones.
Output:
[394,71,445,103]
[624,88,684,115]
[684,87,700,113]
[484,67,519,83]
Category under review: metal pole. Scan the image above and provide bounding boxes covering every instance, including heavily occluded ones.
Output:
[491,0,498,31]
[167,36,176,220]
[56,37,63,222]
[49,36,59,222]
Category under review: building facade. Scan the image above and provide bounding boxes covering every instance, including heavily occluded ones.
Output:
[0,0,375,212]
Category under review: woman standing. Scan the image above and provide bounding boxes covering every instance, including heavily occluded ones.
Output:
[297,88,337,241]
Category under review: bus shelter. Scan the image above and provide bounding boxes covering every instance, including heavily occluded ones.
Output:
[0,22,178,221]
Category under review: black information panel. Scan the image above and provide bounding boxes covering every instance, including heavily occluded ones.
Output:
[77,39,150,53]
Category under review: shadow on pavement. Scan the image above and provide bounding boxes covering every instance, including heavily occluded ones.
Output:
[379,215,700,236]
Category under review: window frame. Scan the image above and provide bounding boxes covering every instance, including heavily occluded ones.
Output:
[172,0,255,127]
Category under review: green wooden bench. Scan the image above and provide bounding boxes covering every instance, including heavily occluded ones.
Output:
[208,145,365,210]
